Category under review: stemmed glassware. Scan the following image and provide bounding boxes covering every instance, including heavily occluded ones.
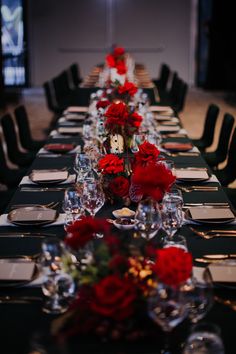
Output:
[39,238,75,314]
[161,194,183,239]
[62,187,85,231]
[74,153,92,182]
[134,198,162,240]
[80,181,105,218]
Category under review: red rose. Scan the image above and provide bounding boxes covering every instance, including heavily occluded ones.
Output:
[134,141,160,165]
[127,112,143,128]
[115,60,127,75]
[90,274,137,321]
[132,162,176,201]
[117,82,138,97]
[105,102,128,129]
[65,217,110,250]
[106,54,116,68]
[113,47,125,57]
[153,247,192,287]
[109,176,130,197]
[96,99,110,110]
[98,154,124,175]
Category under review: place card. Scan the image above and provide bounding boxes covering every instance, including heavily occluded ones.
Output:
[189,207,235,221]
[0,262,35,281]
[176,169,209,180]
[30,170,68,182]
[208,263,236,283]
[58,127,83,135]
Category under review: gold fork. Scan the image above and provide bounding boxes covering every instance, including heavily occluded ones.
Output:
[189,227,236,239]
[177,185,218,193]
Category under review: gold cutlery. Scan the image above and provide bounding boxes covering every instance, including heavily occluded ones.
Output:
[184,202,229,207]
[190,227,236,239]
[10,201,60,209]
[0,232,56,238]
[165,152,200,157]
[20,187,66,192]
[177,186,218,193]
[0,296,43,304]
[214,296,236,311]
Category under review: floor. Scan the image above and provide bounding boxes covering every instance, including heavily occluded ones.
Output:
[1,86,236,188]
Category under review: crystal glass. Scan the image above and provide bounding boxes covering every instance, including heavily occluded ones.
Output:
[148,282,188,353]
[135,198,162,240]
[74,153,92,181]
[161,198,183,239]
[162,234,188,251]
[80,181,105,217]
[183,322,225,354]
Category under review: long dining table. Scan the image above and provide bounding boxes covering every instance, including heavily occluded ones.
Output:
[1,91,236,354]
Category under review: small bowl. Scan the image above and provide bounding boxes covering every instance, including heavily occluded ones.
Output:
[112,208,135,219]
[113,218,137,230]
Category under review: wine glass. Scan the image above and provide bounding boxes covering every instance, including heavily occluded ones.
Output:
[162,234,188,251]
[135,199,162,240]
[74,153,92,181]
[161,198,183,239]
[40,238,75,314]
[62,187,85,230]
[80,181,105,217]
[148,282,188,353]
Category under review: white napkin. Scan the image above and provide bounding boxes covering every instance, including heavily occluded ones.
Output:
[20,174,76,186]
[63,106,88,114]
[149,105,174,114]
[38,146,81,155]
[176,169,209,180]
[157,125,180,132]
[0,213,66,227]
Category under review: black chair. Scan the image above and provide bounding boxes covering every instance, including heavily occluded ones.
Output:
[52,70,72,109]
[0,137,27,188]
[215,127,236,186]
[159,72,178,104]
[68,63,82,89]
[0,189,15,214]
[43,81,61,114]
[153,63,170,92]
[191,104,220,152]
[14,105,46,152]
[170,78,188,113]
[1,114,35,167]
[202,113,234,168]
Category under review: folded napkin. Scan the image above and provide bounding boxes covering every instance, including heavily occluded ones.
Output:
[149,106,174,114]
[154,115,179,122]
[57,127,83,135]
[157,125,180,133]
[0,262,36,281]
[208,263,236,283]
[189,207,235,221]
[162,142,194,152]
[20,174,76,186]
[64,106,88,114]
[39,144,81,155]
[0,213,66,227]
[63,113,85,122]
[176,169,209,180]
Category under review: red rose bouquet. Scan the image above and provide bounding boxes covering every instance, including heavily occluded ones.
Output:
[106,46,127,75]
[53,220,192,342]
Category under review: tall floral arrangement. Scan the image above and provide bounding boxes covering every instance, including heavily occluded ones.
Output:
[106,46,127,75]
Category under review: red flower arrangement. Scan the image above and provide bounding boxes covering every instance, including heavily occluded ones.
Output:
[109,175,130,198]
[134,141,161,166]
[106,46,127,75]
[98,154,124,175]
[117,81,138,97]
[96,99,110,110]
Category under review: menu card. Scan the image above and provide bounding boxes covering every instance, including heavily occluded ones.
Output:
[189,207,235,221]
[8,208,57,222]
[176,169,208,180]
[30,170,68,182]
[208,263,236,283]
[0,262,35,281]
[58,127,83,134]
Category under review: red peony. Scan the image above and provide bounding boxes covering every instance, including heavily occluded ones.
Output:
[65,217,110,250]
[98,154,124,175]
[106,54,116,68]
[152,247,192,287]
[134,141,160,166]
[104,102,128,129]
[132,162,176,201]
[117,81,138,97]
[127,112,143,129]
[116,60,127,75]
[90,274,137,321]
[109,176,130,197]
[113,47,125,57]
[96,99,110,110]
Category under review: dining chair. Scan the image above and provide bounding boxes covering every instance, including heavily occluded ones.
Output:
[171,79,188,113]
[43,81,61,114]
[52,70,72,109]
[0,189,15,214]
[153,63,170,92]
[202,113,234,168]
[191,104,220,152]
[14,105,46,152]
[1,114,36,167]
[215,127,236,186]
[0,137,28,188]
[68,63,83,89]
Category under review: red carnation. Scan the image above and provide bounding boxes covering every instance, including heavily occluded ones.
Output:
[98,154,124,175]
[117,81,138,97]
[153,247,192,287]
[134,141,160,166]
[90,274,137,321]
[105,102,128,129]
[132,162,176,201]
[65,217,110,250]
[109,176,130,197]
[96,100,110,110]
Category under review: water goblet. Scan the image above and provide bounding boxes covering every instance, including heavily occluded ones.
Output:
[74,153,92,182]
[162,234,188,251]
[135,198,162,240]
[161,203,183,240]
[80,181,105,217]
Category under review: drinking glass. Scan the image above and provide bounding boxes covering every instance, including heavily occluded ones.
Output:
[162,234,188,251]
[183,322,225,354]
[135,199,162,240]
[148,282,188,353]
[80,181,105,217]
[74,153,92,181]
[161,204,183,239]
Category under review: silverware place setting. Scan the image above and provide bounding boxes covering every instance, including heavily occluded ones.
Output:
[177,185,219,193]
[190,227,236,239]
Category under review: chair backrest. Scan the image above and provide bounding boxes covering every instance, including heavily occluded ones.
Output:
[68,63,82,89]
[201,104,220,147]
[14,105,32,150]
[52,70,71,105]
[43,81,58,113]
[172,79,188,113]
[1,113,21,163]
[215,113,234,162]
[158,63,170,90]
[223,127,236,184]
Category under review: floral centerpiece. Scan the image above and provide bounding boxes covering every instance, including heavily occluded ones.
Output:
[52,217,192,343]
[106,46,127,75]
